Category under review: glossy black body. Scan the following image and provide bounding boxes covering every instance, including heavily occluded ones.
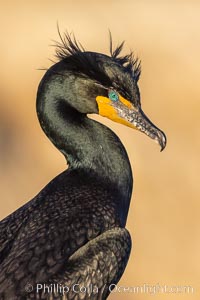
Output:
[0,38,138,299]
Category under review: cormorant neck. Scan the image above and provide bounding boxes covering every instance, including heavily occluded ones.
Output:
[36,67,133,225]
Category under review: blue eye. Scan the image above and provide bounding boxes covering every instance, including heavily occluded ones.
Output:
[108,90,119,102]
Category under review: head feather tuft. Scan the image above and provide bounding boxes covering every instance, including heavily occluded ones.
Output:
[55,29,141,82]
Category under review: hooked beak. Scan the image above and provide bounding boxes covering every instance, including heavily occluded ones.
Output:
[129,107,167,151]
[96,95,167,151]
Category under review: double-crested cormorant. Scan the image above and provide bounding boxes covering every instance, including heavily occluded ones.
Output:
[0,33,166,300]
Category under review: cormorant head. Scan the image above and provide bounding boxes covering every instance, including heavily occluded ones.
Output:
[50,32,166,151]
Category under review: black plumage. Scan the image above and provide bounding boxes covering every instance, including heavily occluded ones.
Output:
[0,33,166,300]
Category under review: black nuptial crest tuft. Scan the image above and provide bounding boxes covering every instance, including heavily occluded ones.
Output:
[55,28,85,60]
[109,32,141,81]
[55,28,141,82]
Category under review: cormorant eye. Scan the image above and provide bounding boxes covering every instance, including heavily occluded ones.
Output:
[108,90,119,102]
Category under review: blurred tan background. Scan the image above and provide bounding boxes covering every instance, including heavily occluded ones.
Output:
[0,0,200,299]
